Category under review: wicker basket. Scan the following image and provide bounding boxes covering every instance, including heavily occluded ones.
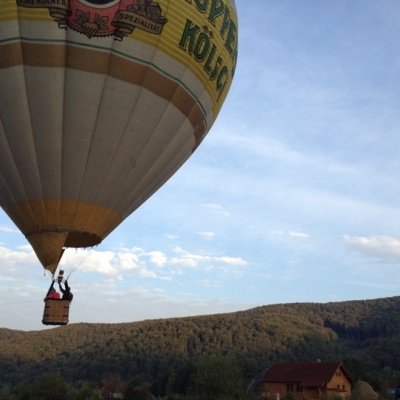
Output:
[42,299,70,325]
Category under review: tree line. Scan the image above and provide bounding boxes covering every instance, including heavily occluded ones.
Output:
[1,357,399,400]
[1,297,400,398]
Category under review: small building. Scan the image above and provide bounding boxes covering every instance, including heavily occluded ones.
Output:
[250,360,353,400]
[99,379,125,399]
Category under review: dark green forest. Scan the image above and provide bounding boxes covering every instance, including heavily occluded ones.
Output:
[1,296,400,399]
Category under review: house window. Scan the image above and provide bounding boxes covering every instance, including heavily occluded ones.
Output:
[287,384,294,392]
[336,371,342,377]
[296,384,302,392]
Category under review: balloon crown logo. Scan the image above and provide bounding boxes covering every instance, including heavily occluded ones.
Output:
[16,0,168,40]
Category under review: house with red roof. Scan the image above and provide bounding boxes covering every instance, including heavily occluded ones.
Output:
[249,360,353,400]
[99,379,125,399]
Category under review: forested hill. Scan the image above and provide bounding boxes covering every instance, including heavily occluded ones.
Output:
[1,296,400,387]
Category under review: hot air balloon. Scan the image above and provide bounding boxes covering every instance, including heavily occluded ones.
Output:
[0,0,238,323]
[0,0,239,270]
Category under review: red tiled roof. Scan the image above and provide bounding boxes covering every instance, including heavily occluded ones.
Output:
[261,362,343,388]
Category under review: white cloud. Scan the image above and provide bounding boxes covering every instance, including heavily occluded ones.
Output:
[0,225,18,233]
[146,251,167,267]
[268,230,309,240]
[168,247,248,269]
[115,252,142,271]
[217,256,248,266]
[288,231,310,239]
[343,235,400,262]
[197,231,216,240]
[74,250,120,276]
[0,245,38,271]
[201,203,231,217]
[165,234,179,240]
[170,247,208,267]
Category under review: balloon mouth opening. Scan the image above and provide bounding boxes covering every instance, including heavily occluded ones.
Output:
[64,231,101,248]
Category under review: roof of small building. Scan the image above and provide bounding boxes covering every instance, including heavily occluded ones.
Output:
[99,380,126,394]
[260,361,352,388]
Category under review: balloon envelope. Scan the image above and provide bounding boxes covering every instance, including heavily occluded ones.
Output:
[0,0,238,274]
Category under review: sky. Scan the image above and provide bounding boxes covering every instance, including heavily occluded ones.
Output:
[1,1,400,331]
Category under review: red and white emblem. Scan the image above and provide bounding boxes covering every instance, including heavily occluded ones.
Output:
[17,0,168,40]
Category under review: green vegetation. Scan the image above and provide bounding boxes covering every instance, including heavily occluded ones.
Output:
[1,297,400,399]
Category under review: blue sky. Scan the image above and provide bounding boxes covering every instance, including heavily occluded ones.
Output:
[1,1,400,331]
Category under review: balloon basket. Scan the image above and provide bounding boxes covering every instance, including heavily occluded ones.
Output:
[42,299,70,325]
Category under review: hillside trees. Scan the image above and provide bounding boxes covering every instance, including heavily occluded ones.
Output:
[124,378,156,400]
[187,356,246,400]
[1,297,400,395]
[0,375,103,400]
[0,385,15,400]
[31,373,69,400]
